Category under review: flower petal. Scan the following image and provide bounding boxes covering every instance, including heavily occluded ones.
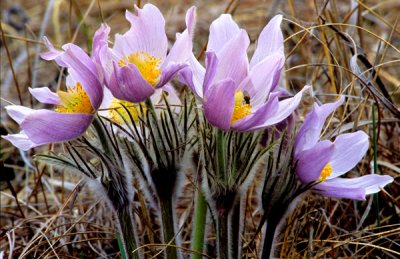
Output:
[29,87,60,105]
[207,14,241,53]
[252,85,310,130]
[92,24,110,66]
[238,53,284,108]
[40,37,66,66]
[231,92,279,132]
[122,4,168,59]
[295,96,344,156]
[5,105,36,124]
[111,62,155,103]
[204,78,236,131]
[19,109,93,145]
[113,34,132,57]
[161,83,181,107]
[250,15,284,68]
[162,6,196,67]
[273,86,292,97]
[156,62,188,89]
[98,87,115,118]
[2,132,37,151]
[329,131,369,179]
[178,53,205,98]
[152,84,181,113]
[213,29,250,85]
[99,47,119,85]
[61,44,103,109]
[315,174,394,200]
[295,140,335,184]
[203,51,219,94]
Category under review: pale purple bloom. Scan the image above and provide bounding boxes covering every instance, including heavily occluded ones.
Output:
[294,97,393,200]
[2,43,103,150]
[92,4,196,103]
[180,14,309,131]
[99,83,181,125]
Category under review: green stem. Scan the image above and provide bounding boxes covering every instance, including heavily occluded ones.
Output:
[217,213,229,259]
[216,129,226,181]
[372,105,380,227]
[192,189,207,259]
[145,98,168,165]
[145,98,157,119]
[145,98,177,258]
[230,201,241,259]
[160,197,178,259]
[215,128,229,259]
[261,216,279,259]
[92,116,111,155]
[116,206,139,259]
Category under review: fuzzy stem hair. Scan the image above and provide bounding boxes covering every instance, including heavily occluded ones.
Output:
[116,205,140,259]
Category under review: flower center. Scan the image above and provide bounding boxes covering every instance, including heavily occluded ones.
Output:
[55,82,94,114]
[231,91,252,123]
[319,163,332,182]
[118,52,161,86]
[108,98,146,124]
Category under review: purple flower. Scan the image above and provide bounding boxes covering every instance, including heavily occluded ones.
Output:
[294,97,393,200]
[2,43,103,150]
[99,83,181,126]
[92,4,196,103]
[180,14,309,131]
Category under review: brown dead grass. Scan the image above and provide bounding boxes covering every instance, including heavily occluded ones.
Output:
[1,0,399,258]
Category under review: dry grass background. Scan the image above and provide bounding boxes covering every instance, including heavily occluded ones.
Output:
[1,0,399,258]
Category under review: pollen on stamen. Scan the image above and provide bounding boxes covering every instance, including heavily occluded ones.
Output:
[118,52,161,86]
[231,91,252,123]
[108,99,146,124]
[55,82,94,114]
[319,163,332,182]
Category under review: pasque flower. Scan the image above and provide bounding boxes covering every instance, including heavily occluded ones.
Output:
[99,84,181,131]
[294,97,393,200]
[92,4,196,103]
[2,42,103,150]
[180,14,309,131]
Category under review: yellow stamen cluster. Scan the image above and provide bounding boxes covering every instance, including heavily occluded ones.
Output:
[319,163,332,182]
[55,82,94,114]
[231,91,252,123]
[118,52,161,86]
[108,99,146,124]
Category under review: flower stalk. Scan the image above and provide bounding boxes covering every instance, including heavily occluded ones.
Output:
[144,97,178,259]
[92,116,139,259]
[217,212,229,259]
[116,206,140,259]
[230,201,241,259]
[215,128,229,259]
[216,129,226,180]
[192,189,207,259]
[159,195,178,259]
[261,214,281,259]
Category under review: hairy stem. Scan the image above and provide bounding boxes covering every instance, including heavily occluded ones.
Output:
[192,189,207,259]
[215,128,230,259]
[160,196,178,259]
[92,116,111,155]
[145,98,169,167]
[230,201,241,259]
[116,206,139,259]
[261,216,280,259]
[216,129,226,181]
[145,97,178,258]
[217,212,229,259]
